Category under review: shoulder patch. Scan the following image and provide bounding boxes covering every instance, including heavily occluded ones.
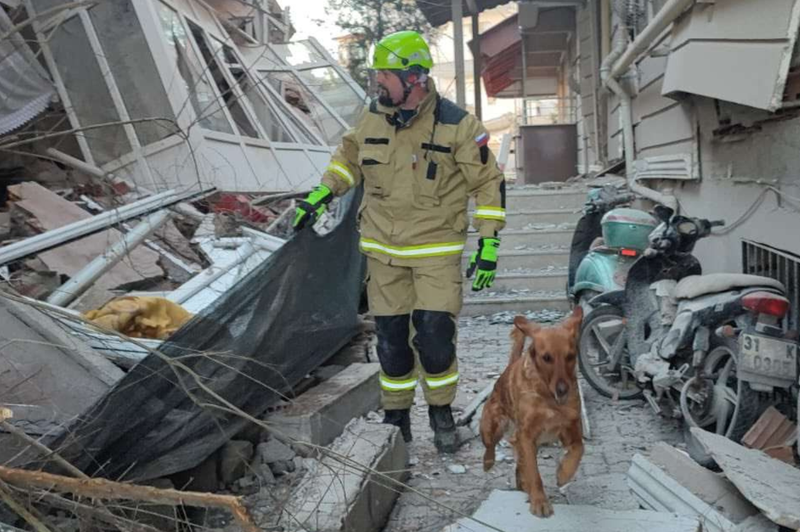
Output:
[437,98,468,125]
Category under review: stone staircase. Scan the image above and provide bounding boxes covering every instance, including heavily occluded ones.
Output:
[462,186,586,317]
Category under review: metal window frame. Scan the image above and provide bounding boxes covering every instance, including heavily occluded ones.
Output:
[25,0,160,188]
[25,0,355,193]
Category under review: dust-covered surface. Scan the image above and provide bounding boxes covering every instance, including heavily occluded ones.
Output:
[382,317,685,532]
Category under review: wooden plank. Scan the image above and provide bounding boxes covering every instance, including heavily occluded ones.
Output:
[8,182,163,292]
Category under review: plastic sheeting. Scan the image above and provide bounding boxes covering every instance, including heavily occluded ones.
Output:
[48,190,365,480]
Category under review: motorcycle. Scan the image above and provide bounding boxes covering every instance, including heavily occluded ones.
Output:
[568,185,655,310]
[579,206,799,453]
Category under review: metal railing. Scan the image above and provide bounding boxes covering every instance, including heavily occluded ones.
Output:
[518,97,577,126]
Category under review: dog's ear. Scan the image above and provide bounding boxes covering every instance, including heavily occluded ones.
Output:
[564,306,584,339]
[514,315,541,338]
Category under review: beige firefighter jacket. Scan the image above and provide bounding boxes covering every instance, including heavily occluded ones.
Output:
[321,80,506,267]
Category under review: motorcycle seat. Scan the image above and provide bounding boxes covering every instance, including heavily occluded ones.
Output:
[676,273,785,300]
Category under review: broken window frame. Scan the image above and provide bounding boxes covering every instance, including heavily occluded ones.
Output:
[23,0,162,187]
[261,37,367,108]
[22,0,364,193]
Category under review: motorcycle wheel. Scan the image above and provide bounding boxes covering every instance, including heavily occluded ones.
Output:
[578,305,643,400]
[682,336,760,466]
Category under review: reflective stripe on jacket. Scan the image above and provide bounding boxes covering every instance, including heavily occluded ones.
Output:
[321,79,506,266]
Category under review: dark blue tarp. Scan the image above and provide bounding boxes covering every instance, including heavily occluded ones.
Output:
[49,190,364,481]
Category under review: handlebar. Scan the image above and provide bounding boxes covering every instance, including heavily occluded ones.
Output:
[586,192,636,212]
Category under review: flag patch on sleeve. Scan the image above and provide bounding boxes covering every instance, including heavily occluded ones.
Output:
[475,132,490,147]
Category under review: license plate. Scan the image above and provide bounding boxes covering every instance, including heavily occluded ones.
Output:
[739,333,798,378]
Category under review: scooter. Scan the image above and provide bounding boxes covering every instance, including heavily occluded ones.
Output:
[579,206,798,452]
[568,185,655,310]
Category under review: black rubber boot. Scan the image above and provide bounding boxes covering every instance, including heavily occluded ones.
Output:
[383,409,413,443]
[429,404,458,454]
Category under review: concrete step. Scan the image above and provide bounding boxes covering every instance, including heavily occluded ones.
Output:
[462,249,570,271]
[502,209,582,229]
[491,271,568,293]
[505,189,587,211]
[461,293,570,317]
[467,228,574,249]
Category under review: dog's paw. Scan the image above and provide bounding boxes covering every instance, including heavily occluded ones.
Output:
[529,497,553,518]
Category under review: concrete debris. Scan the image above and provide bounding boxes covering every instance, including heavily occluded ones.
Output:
[254,439,295,466]
[283,418,408,532]
[267,363,380,449]
[442,490,701,532]
[691,428,800,529]
[0,296,123,466]
[5,183,166,286]
[627,444,769,532]
[447,464,467,474]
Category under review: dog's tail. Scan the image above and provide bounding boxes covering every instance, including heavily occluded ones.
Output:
[509,327,526,364]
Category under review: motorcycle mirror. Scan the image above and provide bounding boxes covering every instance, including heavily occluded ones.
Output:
[653,205,674,222]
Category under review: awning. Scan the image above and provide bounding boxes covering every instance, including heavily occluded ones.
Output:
[416,0,514,27]
[469,8,575,98]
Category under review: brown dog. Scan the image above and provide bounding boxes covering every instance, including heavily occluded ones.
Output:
[480,307,584,518]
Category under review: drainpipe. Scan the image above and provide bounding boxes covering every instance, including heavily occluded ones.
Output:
[601,0,695,212]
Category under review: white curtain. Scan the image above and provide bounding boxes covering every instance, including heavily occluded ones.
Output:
[0,8,55,135]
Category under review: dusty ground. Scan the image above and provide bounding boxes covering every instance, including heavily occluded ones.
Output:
[382,315,685,532]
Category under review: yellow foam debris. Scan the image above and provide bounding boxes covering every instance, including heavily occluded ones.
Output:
[85,296,193,340]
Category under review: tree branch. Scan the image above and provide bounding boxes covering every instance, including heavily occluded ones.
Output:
[0,466,259,532]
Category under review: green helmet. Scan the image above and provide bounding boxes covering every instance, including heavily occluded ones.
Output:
[371,31,433,71]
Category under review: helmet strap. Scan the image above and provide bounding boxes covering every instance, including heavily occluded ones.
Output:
[397,68,428,106]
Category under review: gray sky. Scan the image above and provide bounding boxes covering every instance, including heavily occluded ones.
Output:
[282,0,340,53]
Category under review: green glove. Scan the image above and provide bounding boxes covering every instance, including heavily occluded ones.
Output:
[293,184,333,231]
[466,237,500,291]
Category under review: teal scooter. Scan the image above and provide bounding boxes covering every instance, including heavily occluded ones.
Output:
[567,186,656,309]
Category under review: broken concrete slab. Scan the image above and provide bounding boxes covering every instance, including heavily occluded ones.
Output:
[564,473,642,511]
[284,419,408,532]
[732,515,783,532]
[441,490,700,532]
[691,427,800,529]
[267,363,380,448]
[0,296,124,465]
[628,444,769,532]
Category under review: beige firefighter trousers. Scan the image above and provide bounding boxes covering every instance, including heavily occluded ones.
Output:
[366,256,462,410]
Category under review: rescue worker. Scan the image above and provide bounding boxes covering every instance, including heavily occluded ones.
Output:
[293,30,506,454]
